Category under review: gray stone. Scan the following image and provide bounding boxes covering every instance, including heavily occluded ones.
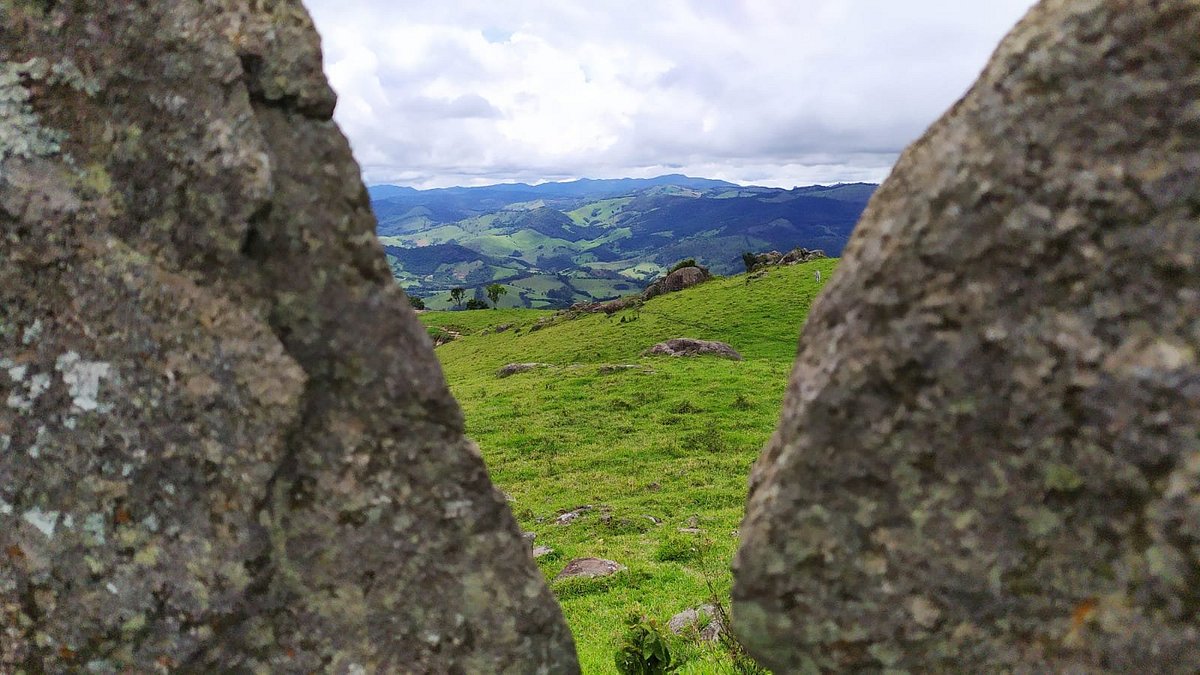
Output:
[554,558,626,581]
[555,506,592,525]
[644,338,743,360]
[734,1,1200,673]
[0,3,576,672]
[667,604,723,642]
[643,265,711,299]
[532,546,555,559]
[497,362,551,378]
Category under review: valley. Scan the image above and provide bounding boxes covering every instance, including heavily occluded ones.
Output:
[371,175,872,309]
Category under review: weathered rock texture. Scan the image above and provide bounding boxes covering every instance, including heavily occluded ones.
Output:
[0,3,577,672]
[553,558,626,581]
[747,247,826,271]
[644,338,743,361]
[735,1,1200,672]
[643,265,711,300]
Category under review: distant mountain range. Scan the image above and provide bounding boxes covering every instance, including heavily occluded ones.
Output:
[370,174,875,309]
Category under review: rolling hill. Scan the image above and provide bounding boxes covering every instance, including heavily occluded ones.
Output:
[419,259,835,672]
[372,175,872,309]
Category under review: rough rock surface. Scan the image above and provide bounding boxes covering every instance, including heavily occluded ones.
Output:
[748,247,826,270]
[644,338,743,360]
[735,1,1200,672]
[642,265,710,299]
[0,3,577,673]
[496,362,551,378]
[554,558,626,581]
[667,604,723,642]
[566,296,642,316]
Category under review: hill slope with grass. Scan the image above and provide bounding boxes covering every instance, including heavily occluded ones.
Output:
[419,259,835,673]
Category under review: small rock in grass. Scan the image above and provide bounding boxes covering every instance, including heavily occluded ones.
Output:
[668,604,724,642]
[555,506,592,525]
[554,558,626,580]
[496,362,550,378]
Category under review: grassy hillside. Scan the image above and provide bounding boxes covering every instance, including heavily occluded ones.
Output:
[420,259,835,673]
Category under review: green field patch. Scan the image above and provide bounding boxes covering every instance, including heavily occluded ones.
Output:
[565,197,633,227]
[420,261,833,671]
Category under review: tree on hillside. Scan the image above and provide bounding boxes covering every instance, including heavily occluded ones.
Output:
[741,251,758,273]
[406,293,426,310]
[450,287,465,308]
[486,283,507,308]
[464,298,489,310]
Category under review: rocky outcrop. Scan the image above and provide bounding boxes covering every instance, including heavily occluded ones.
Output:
[565,296,642,316]
[0,3,576,673]
[642,265,711,300]
[644,338,743,360]
[746,247,826,271]
[734,1,1200,672]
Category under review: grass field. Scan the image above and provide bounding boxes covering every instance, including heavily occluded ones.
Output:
[420,259,835,673]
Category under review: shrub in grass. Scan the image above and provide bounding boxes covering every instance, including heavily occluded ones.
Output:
[655,535,701,563]
[683,422,729,454]
[615,611,680,675]
[732,393,753,411]
[669,400,701,414]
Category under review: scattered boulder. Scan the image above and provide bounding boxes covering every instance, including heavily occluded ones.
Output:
[746,247,826,271]
[0,3,576,672]
[497,362,551,378]
[643,265,711,300]
[555,506,593,525]
[567,296,642,316]
[735,1,1200,672]
[668,605,724,642]
[532,546,556,559]
[554,558,627,581]
[644,338,743,360]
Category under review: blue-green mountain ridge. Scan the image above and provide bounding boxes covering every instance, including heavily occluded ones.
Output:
[370,175,874,309]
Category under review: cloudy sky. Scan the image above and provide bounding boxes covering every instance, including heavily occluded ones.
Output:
[302,1,1037,189]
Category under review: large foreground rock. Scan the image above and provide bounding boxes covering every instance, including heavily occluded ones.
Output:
[0,3,576,672]
[735,1,1200,672]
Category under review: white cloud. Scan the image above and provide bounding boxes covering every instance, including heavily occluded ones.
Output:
[302,0,1038,188]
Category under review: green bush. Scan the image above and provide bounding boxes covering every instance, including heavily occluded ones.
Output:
[406,294,426,310]
[667,258,697,274]
[654,535,701,563]
[464,298,490,310]
[615,611,680,675]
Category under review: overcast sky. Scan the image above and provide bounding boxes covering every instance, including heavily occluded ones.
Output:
[302,1,1037,189]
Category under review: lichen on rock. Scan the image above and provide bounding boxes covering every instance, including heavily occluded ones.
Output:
[1,2,577,672]
[734,1,1200,671]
